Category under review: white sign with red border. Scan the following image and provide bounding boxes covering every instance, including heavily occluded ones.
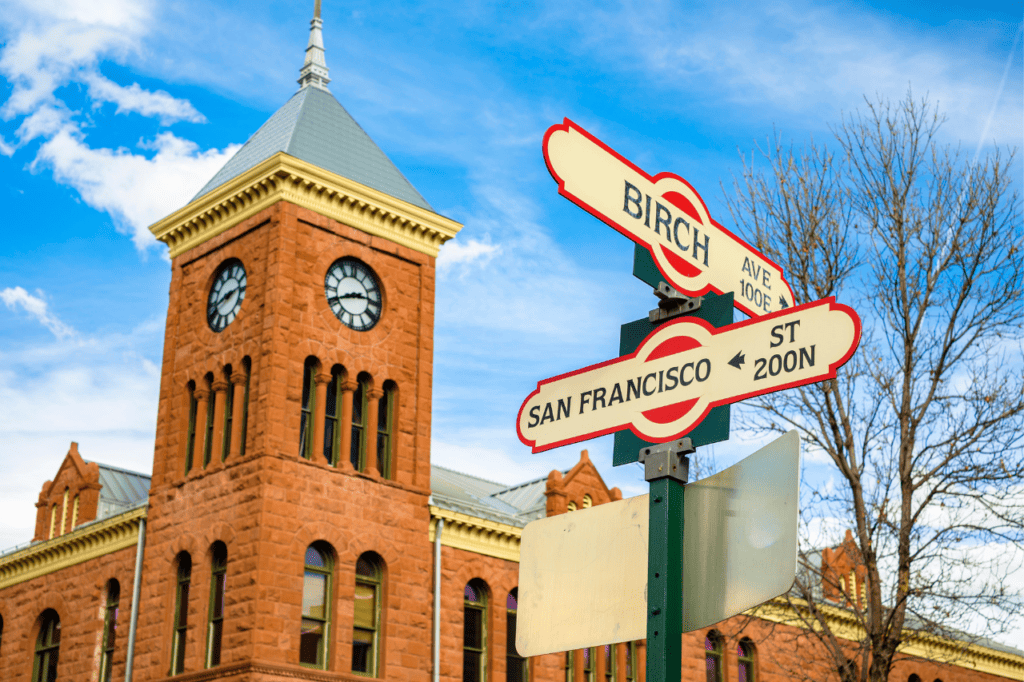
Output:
[544,119,796,318]
[517,298,860,453]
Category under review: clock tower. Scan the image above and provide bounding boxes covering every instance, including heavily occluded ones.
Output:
[132,3,461,678]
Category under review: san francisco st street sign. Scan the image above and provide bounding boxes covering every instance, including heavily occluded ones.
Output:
[544,119,797,318]
[517,297,861,453]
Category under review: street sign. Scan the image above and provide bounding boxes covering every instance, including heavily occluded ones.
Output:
[612,290,733,466]
[516,431,801,656]
[544,119,796,318]
[517,298,860,453]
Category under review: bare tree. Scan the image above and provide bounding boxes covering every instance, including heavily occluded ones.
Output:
[726,92,1024,682]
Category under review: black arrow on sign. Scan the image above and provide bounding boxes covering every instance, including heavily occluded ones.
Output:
[779,296,789,309]
[728,351,746,369]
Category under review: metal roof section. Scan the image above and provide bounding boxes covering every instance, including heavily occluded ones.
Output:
[93,463,151,521]
[192,6,432,212]
[430,465,560,527]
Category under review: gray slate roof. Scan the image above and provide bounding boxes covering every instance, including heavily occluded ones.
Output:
[429,465,557,528]
[193,86,432,211]
[93,463,151,521]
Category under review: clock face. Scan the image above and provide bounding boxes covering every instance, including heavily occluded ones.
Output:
[325,258,382,331]
[207,260,247,332]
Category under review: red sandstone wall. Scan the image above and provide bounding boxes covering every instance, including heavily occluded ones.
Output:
[0,545,137,682]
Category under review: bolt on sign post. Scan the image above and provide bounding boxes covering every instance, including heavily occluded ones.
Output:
[519,120,862,682]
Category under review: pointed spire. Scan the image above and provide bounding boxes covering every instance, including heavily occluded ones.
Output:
[298,0,331,91]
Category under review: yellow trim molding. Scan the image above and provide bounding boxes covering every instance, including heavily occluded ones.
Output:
[0,506,146,589]
[749,597,1023,680]
[429,506,521,563]
[148,152,462,259]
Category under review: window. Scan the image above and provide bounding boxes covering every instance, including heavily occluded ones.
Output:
[33,610,60,682]
[565,651,574,682]
[463,580,488,682]
[602,644,615,682]
[0,613,4,658]
[299,358,318,459]
[71,494,79,530]
[705,631,723,682]
[207,543,227,668]
[352,553,383,676]
[222,368,233,461]
[170,553,191,675]
[376,381,396,478]
[582,494,593,509]
[624,642,636,682]
[99,580,120,682]
[583,647,595,682]
[323,366,344,465]
[506,589,527,682]
[239,357,251,457]
[49,504,57,539]
[301,543,332,668]
[203,374,215,467]
[59,488,69,536]
[350,374,370,470]
[185,381,198,473]
[737,639,755,682]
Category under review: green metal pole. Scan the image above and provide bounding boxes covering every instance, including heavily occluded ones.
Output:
[641,441,690,682]
[646,476,684,682]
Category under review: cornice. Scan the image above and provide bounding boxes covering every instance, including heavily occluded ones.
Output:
[748,598,1024,680]
[148,152,463,259]
[430,506,521,563]
[0,506,146,589]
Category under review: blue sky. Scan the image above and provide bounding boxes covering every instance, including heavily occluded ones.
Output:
[1,0,1021,637]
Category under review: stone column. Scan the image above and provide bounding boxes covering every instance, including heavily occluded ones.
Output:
[339,379,358,470]
[365,387,384,476]
[228,372,247,460]
[192,387,210,474]
[209,380,229,467]
[312,372,332,463]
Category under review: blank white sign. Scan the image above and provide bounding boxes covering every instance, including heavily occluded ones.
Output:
[516,430,800,656]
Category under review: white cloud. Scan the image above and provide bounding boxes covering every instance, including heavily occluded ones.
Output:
[84,72,206,125]
[437,238,501,272]
[32,130,240,251]
[0,286,76,339]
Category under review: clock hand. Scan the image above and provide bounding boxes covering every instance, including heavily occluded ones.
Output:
[329,292,367,302]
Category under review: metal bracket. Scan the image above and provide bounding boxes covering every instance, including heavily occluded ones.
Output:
[639,438,695,483]
[649,282,702,323]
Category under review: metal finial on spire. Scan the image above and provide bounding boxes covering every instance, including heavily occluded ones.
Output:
[298,0,330,91]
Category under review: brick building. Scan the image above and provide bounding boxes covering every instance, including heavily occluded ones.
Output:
[0,5,1021,682]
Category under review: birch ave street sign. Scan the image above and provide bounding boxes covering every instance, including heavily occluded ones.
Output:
[544,119,796,318]
[517,298,860,453]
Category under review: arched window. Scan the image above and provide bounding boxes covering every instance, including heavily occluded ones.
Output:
[624,642,636,682]
[222,366,234,461]
[463,579,489,682]
[185,380,198,473]
[71,494,79,530]
[583,647,595,682]
[59,488,69,536]
[323,366,345,465]
[99,579,120,682]
[564,652,574,682]
[299,358,319,459]
[350,373,370,470]
[301,543,332,669]
[202,373,215,467]
[506,589,527,682]
[908,675,921,682]
[705,630,723,682]
[737,638,755,682]
[33,610,60,682]
[353,552,383,676]
[601,644,614,682]
[582,494,593,509]
[376,381,397,478]
[48,504,57,539]
[170,553,192,675]
[239,357,251,457]
[207,542,227,668]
